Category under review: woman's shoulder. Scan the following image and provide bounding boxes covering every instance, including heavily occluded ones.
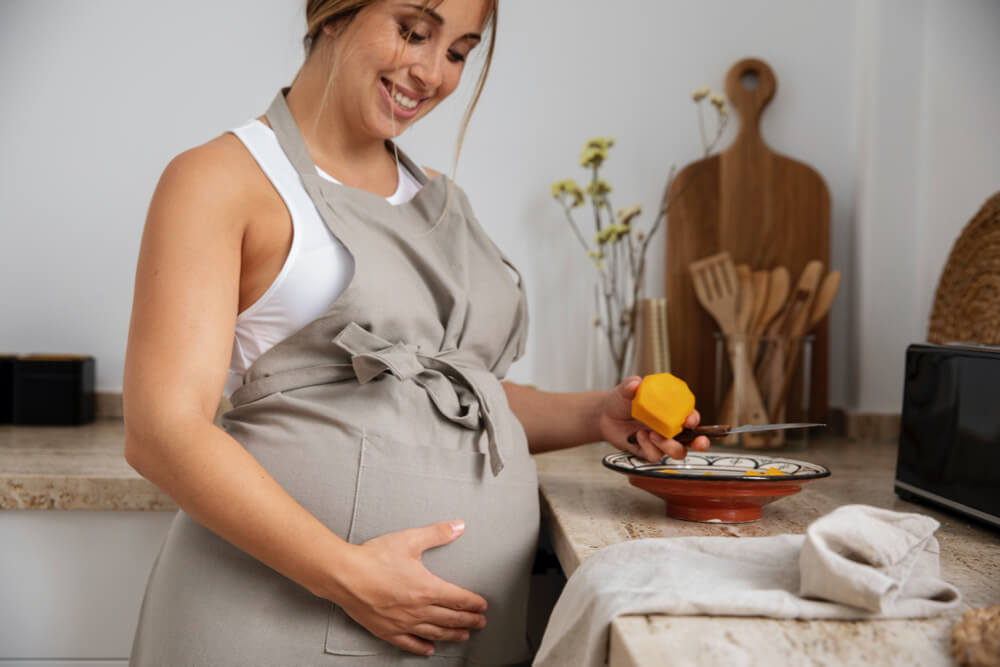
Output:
[152,133,271,229]
[161,134,260,197]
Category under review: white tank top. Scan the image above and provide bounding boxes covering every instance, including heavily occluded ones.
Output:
[224,119,425,398]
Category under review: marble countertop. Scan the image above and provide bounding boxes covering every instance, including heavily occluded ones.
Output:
[534,438,1000,666]
[0,420,175,510]
[4,422,999,664]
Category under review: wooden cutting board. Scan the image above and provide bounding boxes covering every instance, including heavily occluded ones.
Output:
[665,58,830,422]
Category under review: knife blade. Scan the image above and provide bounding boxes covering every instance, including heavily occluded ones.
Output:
[626,423,825,445]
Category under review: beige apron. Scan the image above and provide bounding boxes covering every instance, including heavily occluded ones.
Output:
[130,90,539,666]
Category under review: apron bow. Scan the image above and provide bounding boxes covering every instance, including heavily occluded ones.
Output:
[332,322,506,476]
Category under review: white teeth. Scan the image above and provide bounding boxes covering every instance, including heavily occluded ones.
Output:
[390,87,418,110]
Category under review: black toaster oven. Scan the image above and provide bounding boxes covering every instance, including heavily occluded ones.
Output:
[895,343,1000,529]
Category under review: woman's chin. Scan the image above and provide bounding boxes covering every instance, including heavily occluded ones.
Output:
[376,116,417,139]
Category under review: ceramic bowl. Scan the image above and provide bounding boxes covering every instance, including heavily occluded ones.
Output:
[602,451,831,523]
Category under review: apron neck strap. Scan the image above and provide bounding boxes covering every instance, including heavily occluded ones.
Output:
[265,88,320,180]
[265,87,430,188]
[387,139,430,187]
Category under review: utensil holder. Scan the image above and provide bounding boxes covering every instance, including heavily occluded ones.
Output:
[713,333,814,449]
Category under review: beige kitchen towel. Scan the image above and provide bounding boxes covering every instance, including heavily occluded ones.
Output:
[532,505,961,667]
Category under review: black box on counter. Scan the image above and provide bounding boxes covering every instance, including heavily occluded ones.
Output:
[896,343,1000,531]
[0,356,14,424]
[12,355,96,426]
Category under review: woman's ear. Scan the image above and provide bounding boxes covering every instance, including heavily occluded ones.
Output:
[322,17,349,39]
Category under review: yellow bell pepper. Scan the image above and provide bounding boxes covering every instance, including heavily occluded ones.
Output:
[630,372,696,439]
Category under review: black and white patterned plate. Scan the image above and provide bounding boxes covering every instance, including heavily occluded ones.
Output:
[603,451,831,482]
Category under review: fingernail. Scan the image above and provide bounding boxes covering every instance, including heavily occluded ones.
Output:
[449,520,465,536]
[425,647,435,656]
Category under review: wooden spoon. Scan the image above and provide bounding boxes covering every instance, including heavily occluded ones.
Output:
[768,261,826,423]
[760,270,839,436]
[748,270,771,337]
[735,264,754,334]
[807,270,841,330]
[753,266,790,336]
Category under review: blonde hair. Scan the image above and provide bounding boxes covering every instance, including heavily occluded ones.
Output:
[298,0,498,180]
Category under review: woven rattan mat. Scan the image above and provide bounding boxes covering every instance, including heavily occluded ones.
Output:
[928,190,1000,345]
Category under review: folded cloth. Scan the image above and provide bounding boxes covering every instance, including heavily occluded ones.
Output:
[533,504,961,667]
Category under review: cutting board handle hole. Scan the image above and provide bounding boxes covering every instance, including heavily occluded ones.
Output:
[740,70,760,91]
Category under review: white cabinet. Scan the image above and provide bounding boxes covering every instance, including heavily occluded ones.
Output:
[0,511,175,661]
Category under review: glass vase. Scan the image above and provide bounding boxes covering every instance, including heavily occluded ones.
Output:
[713,332,815,450]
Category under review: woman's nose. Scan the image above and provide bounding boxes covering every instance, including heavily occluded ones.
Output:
[410,49,445,91]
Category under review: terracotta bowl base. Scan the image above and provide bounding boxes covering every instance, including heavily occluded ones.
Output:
[628,476,804,523]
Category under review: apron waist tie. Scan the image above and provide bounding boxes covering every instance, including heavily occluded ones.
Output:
[230,322,506,476]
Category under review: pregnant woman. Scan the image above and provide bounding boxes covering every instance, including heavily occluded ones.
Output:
[123,1,708,664]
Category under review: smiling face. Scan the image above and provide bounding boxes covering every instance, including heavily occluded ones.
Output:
[318,0,491,140]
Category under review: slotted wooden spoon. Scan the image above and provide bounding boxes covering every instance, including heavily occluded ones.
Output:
[718,266,768,430]
[689,252,769,446]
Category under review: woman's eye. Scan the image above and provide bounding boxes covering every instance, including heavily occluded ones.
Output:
[447,50,466,63]
[398,23,428,43]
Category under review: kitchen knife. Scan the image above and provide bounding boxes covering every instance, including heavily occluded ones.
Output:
[627,423,825,445]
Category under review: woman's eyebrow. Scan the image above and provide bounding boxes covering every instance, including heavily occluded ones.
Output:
[401,3,482,41]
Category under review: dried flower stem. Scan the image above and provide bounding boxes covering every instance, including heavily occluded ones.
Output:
[696,98,730,156]
[697,102,709,154]
[590,166,602,234]
[560,205,592,255]
[550,94,726,383]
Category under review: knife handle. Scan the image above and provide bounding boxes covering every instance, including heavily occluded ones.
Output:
[627,425,731,445]
[675,425,732,443]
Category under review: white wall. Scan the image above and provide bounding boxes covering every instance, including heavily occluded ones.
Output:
[852,0,1000,412]
[1,1,998,413]
[0,0,304,390]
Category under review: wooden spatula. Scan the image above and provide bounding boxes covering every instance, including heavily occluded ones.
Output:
[767,261,826,423]
[718,267,769,428]
[689,252,769,445]
[689,252,739,333]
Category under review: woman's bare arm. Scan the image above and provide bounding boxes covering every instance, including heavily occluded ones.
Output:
[499,383,606,453]
[124,142,486,655]
[124,139,355,599]
[501,380,710,460]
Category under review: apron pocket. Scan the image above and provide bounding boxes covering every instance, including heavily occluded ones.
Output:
[324,431,538,663]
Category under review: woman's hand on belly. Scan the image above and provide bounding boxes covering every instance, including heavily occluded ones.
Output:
[328,519,488,657]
